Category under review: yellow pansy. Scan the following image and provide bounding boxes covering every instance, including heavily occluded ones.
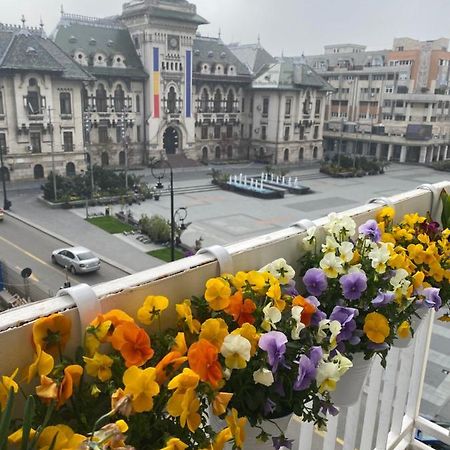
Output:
[376,206,395,223]
[397,321,411,339]
[225,408,247,449]
[83,352,114,382]
[161,437,189,450]
[199,318,229,350]
[115,419,128,433]
[0,369,19,410]
[176,299,201,334]
[403,213,426,227]
[363,312,390,344]
[167,368,200,394]
[231,323,259,356]
[205,278,232,311]
[212,392,233,416]
[172,332,187,355]
[84,320,112,357]
[212,427,233,450]
[8,427,36,446]
[267,281,286,311]
[37,425,85,450]
[123,366,160,413]
[26,345,54,383]
[167,388,201,432]
[245,271,266,292]
[137,295,169,325]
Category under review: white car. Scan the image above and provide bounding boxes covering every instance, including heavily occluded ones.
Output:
[51,246,100,274]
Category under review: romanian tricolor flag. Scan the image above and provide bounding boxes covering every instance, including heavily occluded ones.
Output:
[153,47,160,118]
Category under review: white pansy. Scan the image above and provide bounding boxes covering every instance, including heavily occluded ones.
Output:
[321,235,339,254]
[259,258,295,284]
[329,320,342,350]
[390,268,409,288]
[338,241,354,263]
[368,242,391,274]
[325,214,356,240]
[316,361,341,392]
[220,334,251,369]
[253,368,275,386]
[347,264,364,274]
[291,305,306,340]
[320,252,344,278]
[223,368,232,380]
[302,226,317,250]
[317,319,330,343]
[333,352,353,376]
[262,303,282,331]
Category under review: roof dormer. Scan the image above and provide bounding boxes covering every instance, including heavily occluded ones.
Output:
[112,54,126,68]
[227,65,236,76]
[201,63,210,74]
[74,50,88,66]
[214,63,224,75]
[94,52,107,67]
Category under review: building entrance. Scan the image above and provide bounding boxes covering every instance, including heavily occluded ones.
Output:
[163,127,180,155]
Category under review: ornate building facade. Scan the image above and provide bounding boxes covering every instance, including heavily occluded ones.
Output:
[0,0,331,180]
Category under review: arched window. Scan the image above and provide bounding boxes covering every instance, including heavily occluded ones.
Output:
[299,147,304,160]
[200,88,209,112]
[226,90,235,113]
[27,78,41,115]
[284,148,290,162]
[33,164,44,179]
[303,91,312,115]
[119,151,125,166]
[213,89,222,113]
[96,84,107,112]
[202,146,208,161]
[215,146,221,159]
[313,146,318,159]
[167,86,177,113]
[227,145,233,159]
[136,94,140,113]
[114,85,125,112]
[66,162,76,177]
[101,152,109,167]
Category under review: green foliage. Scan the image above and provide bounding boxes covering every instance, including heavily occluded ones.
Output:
[209,169,229,184]
[441,189,450,228]
[321,155,387,177]
[432,160,450,172]
[87,216,134,234]
[42,166,140,202]
[139,214,171,243]
[148,248,185,262]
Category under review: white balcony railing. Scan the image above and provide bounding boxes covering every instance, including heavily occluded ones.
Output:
[0,181,449,449]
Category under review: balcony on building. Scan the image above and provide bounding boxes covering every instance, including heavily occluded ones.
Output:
[0,183,448,450]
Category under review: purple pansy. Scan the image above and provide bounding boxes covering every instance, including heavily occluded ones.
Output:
[367,342,389,351]
[272,436,294,450]
[422,287,442,311]
[330,306,359,343]
[294,355,316,391]
[283,279,299,297]
[259,331,288,373]
[320,400,339,417]
[264,398,277,416]
[340,272,368,300]
[303,268,328,297]
[372,290,395,307]
[358,219,382,242]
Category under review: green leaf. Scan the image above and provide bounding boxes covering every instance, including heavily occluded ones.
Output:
[0,388,15,450]
[20,396,35,450]
[440,189,450,228]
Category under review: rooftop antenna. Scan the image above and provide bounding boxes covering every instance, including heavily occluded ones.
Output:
[39,17,44,30]
[257,34,261,46]
[21,14,26,28]
[60,4,65,15]
[218,28,221,39]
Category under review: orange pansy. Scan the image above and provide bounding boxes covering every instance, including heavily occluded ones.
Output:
[58,365,83,408]
[111,322,154,368]
[225,291,256,326]
[188,339,222,388]
[292,296,317,326]
[35,375,58,403]
[155,351,188,384]
[32,313,71,356]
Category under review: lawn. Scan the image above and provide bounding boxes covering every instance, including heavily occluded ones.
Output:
[148,248,185,262]
[87,216,134,234]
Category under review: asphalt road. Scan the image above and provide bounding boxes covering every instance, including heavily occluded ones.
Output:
[0,215,129,297]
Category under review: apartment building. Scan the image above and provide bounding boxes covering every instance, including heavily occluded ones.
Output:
[305,38,450,163]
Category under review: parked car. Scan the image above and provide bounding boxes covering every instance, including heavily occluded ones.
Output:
[0,208,4,221]
[51,246,100,274]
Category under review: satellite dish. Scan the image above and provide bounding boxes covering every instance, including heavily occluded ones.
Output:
[21,267,32,279]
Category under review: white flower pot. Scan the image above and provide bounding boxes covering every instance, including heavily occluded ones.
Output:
[209,409,293,449]
[331,353,372,407]
[393,309,427,349]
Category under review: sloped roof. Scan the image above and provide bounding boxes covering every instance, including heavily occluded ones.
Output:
[303,50,390,71]
[228,43,276,75]
[53,14,147,80]
[0,24,92,80]
[253,59,334,91]
[193,36,251,78]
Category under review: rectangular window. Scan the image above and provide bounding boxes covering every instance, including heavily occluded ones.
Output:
[249,124,252,138]
[385,87,394,93]
[0,133,6,154]
[240,124,244,138]
[30,132,41,153]
[63,131,73,152]
[136,95,141,113]
[59,92,72,115]
[98,127,109,144]
[299,125,305,140]
[241,98,245,113]
[201,126,208,140]
[0,91,4,115]
[313,126,319,139]
[214,125,221,139]
[116,127,122,143]
[262,97,269,116]
[261,125,267,140]
[137,125,141,142]
[284,126,290,141]
[285,98,292,117]
[27,92,41,115]
[226,125,233,138]
[315,99,321,116]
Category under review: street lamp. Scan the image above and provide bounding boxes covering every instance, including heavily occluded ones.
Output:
[0,141,11,210]
[151,159,175,262]
[119,108,132,191]
[174,207,188,246]
[83,108,95,198]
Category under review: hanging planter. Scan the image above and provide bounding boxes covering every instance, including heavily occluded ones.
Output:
[393,309,428,349]
[331,353,372,407]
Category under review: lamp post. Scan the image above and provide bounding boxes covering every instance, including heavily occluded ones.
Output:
[151,159,175,261]
[119,108,131,191]
[47,107,57,202]
[83,108,95,198]
[0,141,11,210]
[174,207,188,247]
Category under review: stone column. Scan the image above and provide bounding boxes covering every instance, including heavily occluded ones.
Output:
[387,143,393,161]
[400,145,407,163]
[419,146,427,164]
[445,145,449,160]
[375,143,382,159]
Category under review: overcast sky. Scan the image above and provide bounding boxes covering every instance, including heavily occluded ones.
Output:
[2,0,450,55]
